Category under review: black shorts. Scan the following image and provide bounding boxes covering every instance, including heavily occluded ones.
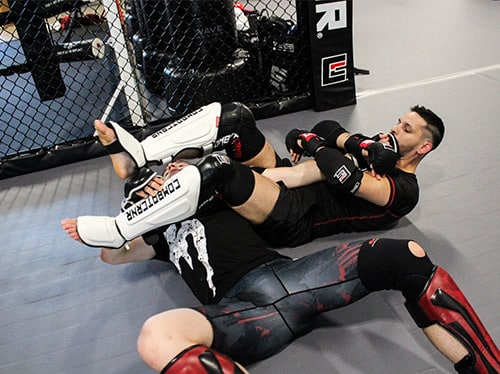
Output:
[196,240,370,365]
[255,181,400,247]
[253,184,318,247]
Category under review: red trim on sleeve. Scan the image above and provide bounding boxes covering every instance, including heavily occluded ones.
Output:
[384,175,396,208]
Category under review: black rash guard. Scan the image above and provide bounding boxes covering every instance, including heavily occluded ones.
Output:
[152,201,286,304]
[254,168,418,247]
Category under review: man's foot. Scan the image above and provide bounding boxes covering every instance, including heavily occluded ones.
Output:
[94,119,137,179]
[61,218,82,242]
[94,119,117,146]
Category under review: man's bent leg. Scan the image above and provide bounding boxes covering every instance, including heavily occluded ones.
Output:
[407,267,500,373]
[106,101,285,175]
[137,309,248,374]
[77,165,203,248]
[229,169,280,224]
[357,239,500,373]
[76,155,271,248]
[216,102,288,168]
[108,103,221,168]
[201,242,370,365]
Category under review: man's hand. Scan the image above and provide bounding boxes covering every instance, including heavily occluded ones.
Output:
[345,133,399,175]
[285,129,307,163]
[285,129,308,154]
[298,132,329,157]
[285,129,328,159]
[364,142,399,175]
[121,168,164,210]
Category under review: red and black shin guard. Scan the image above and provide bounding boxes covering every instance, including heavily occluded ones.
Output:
[405,267,500,373]
[161,345,246,374]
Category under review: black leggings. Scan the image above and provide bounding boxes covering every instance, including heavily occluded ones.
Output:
[196,240,369,365]
[197,238,435,365]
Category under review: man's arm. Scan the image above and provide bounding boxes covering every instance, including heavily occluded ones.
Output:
[335,131,353,151]
[262,154,391,206]
[312,146,393,207]
[354,172,392,206]
[306,121,399,175]
[100,237,157,265]
[262,160,325,188]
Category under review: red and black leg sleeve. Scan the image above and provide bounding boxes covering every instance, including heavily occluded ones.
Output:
[405,267,500,374]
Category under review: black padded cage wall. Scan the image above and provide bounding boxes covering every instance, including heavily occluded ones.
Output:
[129,0,312,117]
[1,0,355,179]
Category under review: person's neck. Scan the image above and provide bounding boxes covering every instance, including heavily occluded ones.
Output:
[396,156,420,174]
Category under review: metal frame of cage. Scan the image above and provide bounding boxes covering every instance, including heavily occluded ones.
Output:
[0,0,355,179]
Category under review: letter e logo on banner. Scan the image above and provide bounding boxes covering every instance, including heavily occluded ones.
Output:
[321,53,348,86]
[316,1,347,34]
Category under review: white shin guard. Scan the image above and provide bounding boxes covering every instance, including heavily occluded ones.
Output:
[77,216,125,249]
[109,102,221,168]
[109,120,147,167]
[77,165,202,248]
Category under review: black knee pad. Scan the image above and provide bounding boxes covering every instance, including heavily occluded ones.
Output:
[221,161,255,206]
[218,102,265,161]
[197,155,255,207]
[197,154,234,204]
[357,238,434,300]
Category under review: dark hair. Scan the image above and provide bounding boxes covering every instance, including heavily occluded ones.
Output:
[411,105,445,150]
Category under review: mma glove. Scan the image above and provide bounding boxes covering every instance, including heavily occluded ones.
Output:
[285,129,308,155]
[121,167,169,246]
[344,133,399,174]
[121,167,158,211]
[285,129,329,157]
[366,142,399,174]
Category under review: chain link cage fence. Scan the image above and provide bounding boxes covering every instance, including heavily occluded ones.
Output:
[0,0,316,178]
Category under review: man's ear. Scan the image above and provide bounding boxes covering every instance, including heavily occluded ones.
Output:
[417,141,433,155]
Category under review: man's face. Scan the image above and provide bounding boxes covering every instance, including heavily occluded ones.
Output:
[162,160,190,180]
[379,111,432,158]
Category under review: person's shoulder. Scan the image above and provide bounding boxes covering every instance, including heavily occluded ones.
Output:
[393,168,417,179]
[389,169,419,200]
[390,169,419,193]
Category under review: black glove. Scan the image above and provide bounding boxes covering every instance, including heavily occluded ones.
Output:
[285,129,308,155]
[286,129,328,157]
[345,133,399,174]
[344,133,372,156]
[298,132,329,157]
[121,167,157,211]
[365,142,399,174]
